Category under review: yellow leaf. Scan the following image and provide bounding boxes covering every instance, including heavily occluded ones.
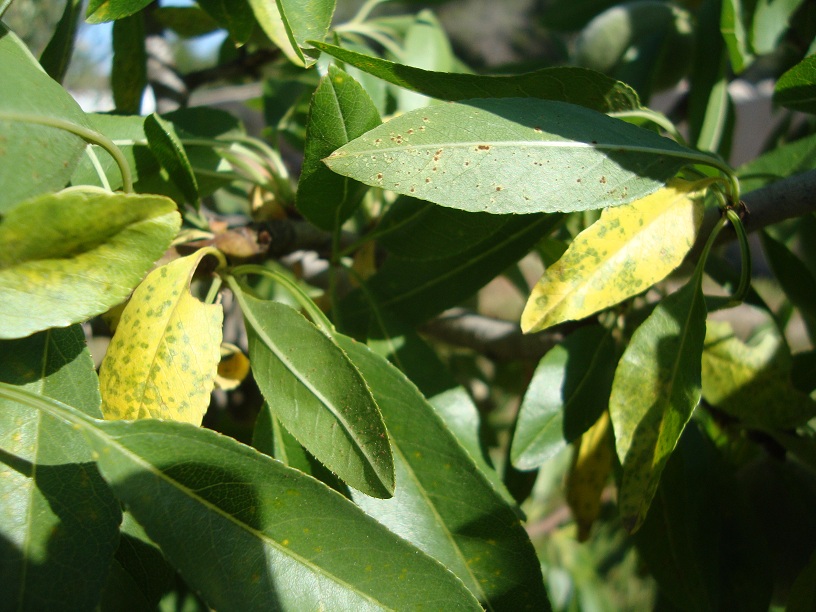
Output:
[99,251,223,425]
[215,343,251,391]
[521,179,708,333]
[566,411,614,542]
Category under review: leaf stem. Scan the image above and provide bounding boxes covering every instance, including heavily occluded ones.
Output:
[227,264,335,333]
[0,110,133,192]
[725,207,751,306]
[608,109,687,145]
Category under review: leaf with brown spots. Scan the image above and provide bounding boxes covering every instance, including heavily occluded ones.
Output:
[99,250,223,425]
[521,179,707,332]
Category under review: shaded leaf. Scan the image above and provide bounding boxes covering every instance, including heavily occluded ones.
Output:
[112,13,147,114]
[338,213,561,337]
[0,189,180,339]
[144,113,199,206]
[701,321,816,429]
[787,548,816,612]
[720,0,754,74]
[153,6,221,38]
[297,65,381,230]
[0,23,92,211]
[609,272,707,533]
[39,0,83,83]
[99,251,222,425]
[311,41,640,112]
[71,109,241,200]
[248,0,333,67]
[0,387,482,611]
[86,0,151,23]
[338,337,551,610]
[197,0,254,44]
[774,55,816,114]
[235,290,394,498]
[737,133,816,192]
[521,180,706,332]
[324,98,695,215]
[375,196,508,261]
[566,411,614,542]
[512,326,617,470]
[0,326,121,610]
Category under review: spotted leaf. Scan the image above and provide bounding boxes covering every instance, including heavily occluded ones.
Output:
[99,251,223,424]
[521,179,707,332]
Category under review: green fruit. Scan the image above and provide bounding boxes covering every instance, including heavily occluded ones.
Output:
[574,1,695,97]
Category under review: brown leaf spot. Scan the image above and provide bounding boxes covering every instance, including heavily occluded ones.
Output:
[477,144,490,151]
[600,176,607,184]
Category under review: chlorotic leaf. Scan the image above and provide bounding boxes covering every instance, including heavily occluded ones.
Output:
[235,290,395,498]
[99,251,223,425]
[0,23,92,211]
[609,273,707,533]
[566,411,614,542]
[701,321,816,429]
[521,179,706,332]
[0,189,181,339]
[324,98,695,215]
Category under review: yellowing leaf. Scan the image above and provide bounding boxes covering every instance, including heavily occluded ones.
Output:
[521,179,707,332]
[566,411,614,542]
[99,251,223,425]
[215,343,250,391]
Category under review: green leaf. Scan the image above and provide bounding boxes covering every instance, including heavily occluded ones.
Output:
[324,98,696,215]
[512,326,617,470]
[86,0,151,23]
[248,0,334,67]
[39,0,83,83]
[112,14,147,114]
[0,189,180,339]
[144,113,200,206]
[0,326,122,610]
[235,289,395,498]
[197,0,255,44]
[737,133,816,192]
[70,109,241,200]
[338,337,551,610]
[720,0,755,74]
[752,0,806,54]
[310,41,640,112]
[788,548,816,612]
[521,180,706,332]
[0,23,92,212]
[634,425,772,612]
[701,321,816,429]
[99,251,224,425]
[396,10,454,112]
[338,213,561,337]
[297,66,381,231]
[153,6,221,38]
[375,196,508,261]
[0,386,482,611]
[774,55,816,115]
[609,272,707,533]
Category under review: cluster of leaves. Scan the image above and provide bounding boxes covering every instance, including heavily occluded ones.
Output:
[2,0,816,610]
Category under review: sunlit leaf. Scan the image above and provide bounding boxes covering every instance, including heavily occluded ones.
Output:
[566,411,614,542]
[86,0,151,23]
[214,343,251,391]
[0,327,121,609]
[310,41,640,112]
[751,0,806,55]
[521,179,706,333]
[0,189,180,339]
[324,98,695,215]
[99,251,223,425]
[338,337,551,610]
[235,290,394,498]
[248,0,333,67]
[701,321,816,429]
[774,54,816,114]
[396,10,454,112]
[297,65,381,230]
[720,0,754,74]
[0,23,92,211]
[609,272,707,533]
